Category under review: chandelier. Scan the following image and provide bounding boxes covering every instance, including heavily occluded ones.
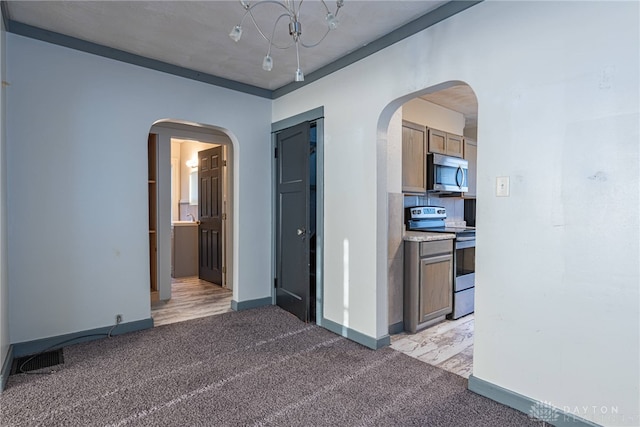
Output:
[229,0,345,82]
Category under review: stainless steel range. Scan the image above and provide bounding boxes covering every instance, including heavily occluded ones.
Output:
[406,206,475,319]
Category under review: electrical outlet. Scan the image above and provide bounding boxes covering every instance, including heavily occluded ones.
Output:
[496,176,510,197]
[116,314,123,324]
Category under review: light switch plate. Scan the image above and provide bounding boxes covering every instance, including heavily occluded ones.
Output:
[496,176,510,197]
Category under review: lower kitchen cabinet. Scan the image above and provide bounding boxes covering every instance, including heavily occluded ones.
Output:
[404,239,453,333]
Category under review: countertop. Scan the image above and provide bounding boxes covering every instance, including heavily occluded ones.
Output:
[403,231,455,242]
[172,221,199,227]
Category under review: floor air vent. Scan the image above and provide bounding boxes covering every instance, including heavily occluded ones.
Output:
[10,349,64,374]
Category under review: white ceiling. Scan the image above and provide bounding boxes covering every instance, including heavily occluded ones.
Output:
[5,1,449,90]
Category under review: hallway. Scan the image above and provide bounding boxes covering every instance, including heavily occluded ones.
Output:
[151,276,233,326]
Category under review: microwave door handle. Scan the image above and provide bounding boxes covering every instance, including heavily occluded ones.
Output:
[456,166,462,188]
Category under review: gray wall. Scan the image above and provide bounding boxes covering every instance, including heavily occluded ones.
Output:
[6,34,272,343]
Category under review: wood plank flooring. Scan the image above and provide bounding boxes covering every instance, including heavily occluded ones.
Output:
[151,276,233,327]
[391,314,474,378]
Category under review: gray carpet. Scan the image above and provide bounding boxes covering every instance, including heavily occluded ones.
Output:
[1,306,539,426]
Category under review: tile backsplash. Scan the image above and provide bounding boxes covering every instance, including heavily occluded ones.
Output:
[179,202,198,221]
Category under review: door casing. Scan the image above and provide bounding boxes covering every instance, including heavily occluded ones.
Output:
[149,122,234,303]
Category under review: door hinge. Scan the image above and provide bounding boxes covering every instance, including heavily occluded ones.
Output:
[222,213,227,220]
[223,160,227,167]
[274,147,278,158]
[222,266,226,274]
[274,278,277,288]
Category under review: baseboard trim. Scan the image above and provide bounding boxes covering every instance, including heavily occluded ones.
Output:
[1,344,14,392]
[388,321,404,335]
[231,297,272,311]
[321,317,390,350]
[12,318,154,358]
[468,375,601,427]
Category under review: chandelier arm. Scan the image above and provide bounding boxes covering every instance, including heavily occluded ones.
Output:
[246,9,295,49]
[267,13,297,52]
[299,28,330,49]
[320,0,330,14]
[296,0,304,18]
[245,0,292,14]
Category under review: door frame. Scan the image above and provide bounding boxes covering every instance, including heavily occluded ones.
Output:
[271,107,324,325]
[150,121,234,303]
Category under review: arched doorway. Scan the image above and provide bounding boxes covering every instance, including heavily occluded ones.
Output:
[379,81,479,378]
[147,120,236,326]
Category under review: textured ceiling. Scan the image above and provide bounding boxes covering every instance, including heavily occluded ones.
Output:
[6,0,449,90]
[420,84,479,128]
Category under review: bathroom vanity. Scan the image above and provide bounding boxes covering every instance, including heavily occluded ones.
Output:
[171,221,198,277]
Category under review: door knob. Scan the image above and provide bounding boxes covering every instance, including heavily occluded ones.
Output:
[297,228,306,236]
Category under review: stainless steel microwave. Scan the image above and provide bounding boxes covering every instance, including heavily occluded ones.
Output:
[427,153,468,193]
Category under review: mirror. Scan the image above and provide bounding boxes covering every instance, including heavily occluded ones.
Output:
[189,170,198,205]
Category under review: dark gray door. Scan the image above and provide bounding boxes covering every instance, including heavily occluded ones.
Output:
[276,122,310,322]
[198,146,223,284]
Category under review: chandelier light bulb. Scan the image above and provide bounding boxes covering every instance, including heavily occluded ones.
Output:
[326,13,339,30]
[262,54,273,71]
[295,68,304,82]
[229,25,243,42]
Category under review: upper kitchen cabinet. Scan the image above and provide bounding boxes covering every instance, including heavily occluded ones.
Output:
[428,128,464,158]
[463,138,477,198]
[445,133,464,157]
[402,121,427,194]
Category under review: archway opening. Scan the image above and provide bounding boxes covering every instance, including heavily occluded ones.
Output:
[379,81,479,378]
[148,120,236,326]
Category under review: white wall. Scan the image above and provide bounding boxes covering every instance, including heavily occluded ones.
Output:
[273,2,639,425]
[0,8,9,373]
[402,97,465,134]
[6,34,272,343]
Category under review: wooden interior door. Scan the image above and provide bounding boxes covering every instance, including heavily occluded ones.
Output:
[198,146,223,284]
[275,122,310,322]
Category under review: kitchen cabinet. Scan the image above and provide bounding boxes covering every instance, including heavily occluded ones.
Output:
[428,128,464,158]
[402,121,427,194]
[464,138,477,198]
[445,133,464,157]
[404,239,453,333]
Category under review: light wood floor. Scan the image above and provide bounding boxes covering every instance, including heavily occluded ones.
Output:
[151,279,473,378]
[390,314,474,378]
[151,276,233,327]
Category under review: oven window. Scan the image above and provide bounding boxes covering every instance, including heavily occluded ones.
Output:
[456,246,475,276]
